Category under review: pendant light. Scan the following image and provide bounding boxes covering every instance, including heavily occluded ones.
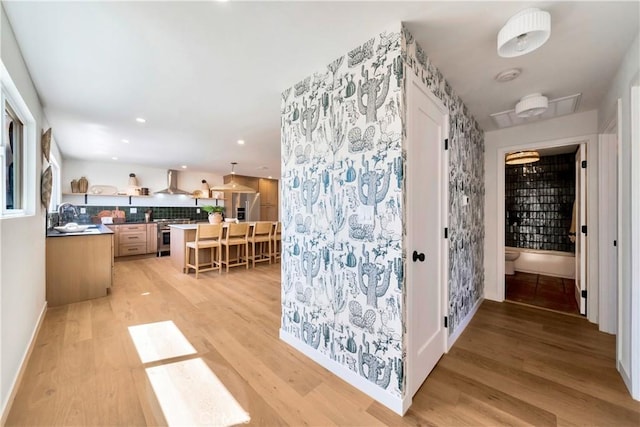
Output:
[498,8,551,58]
[505,151,540,165]
[209,162,257,193]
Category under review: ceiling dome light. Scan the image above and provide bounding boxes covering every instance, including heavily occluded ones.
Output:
[498,8,551,58]
[515,93,548,117]
[505,151,540,165]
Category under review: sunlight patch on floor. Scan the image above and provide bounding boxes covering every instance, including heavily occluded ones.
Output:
[128,320,197,363]
[146,358,251,426]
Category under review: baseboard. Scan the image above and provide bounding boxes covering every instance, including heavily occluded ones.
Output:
[447,297,483,351]
[279,329,409,415]
[1,301,47,424]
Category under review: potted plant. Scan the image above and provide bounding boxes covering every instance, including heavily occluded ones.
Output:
[202,205,224,224]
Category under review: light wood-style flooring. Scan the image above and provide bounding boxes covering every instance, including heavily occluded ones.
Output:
[6,257,640,426]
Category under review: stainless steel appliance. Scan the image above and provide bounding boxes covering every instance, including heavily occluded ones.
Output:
[230,193,260,222]
[155,218,194,256]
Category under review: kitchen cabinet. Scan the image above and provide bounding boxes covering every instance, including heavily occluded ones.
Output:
[106,223,157,257]
[46,231,113,306]
[259,178,279,221]
[147,223,158,254]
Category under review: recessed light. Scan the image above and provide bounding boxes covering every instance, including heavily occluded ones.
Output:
[237,139,245,145]
[494,68,522,83]
[122,139,129,143]
[181,165,187,169]
[136,117,146,123]
[112,157,118,160]
[268,176,273,179]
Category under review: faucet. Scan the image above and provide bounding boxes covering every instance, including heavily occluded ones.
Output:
[58,203,79,225]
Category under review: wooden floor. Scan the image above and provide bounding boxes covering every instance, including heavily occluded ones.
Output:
[506,272,580,315]
[6,257,640,426]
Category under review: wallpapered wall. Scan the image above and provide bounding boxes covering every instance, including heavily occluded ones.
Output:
[402,26,485,334]
[280,24,484,399]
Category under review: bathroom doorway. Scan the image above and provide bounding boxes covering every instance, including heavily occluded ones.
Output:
[503,144,583,316]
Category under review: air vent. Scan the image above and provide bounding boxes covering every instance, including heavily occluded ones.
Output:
[490,93,581,129]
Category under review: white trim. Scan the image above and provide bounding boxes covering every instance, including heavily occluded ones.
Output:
[598,114,619,334]
[279,329,409,415]
[447,297,483,351]
[629,86,640,400]
[404,72,449,401]
[0,301,47,424]
[0,61,36,218]
[494,135,599,324]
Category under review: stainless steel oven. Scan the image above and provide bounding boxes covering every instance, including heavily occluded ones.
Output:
[155,218,193,256]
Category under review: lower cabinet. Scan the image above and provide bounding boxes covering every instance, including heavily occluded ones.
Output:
[106,223,158,257]
[46,234,113,306]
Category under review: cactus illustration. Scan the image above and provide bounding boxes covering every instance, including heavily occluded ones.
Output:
[322,323,331,348]
[358,345,392,389]
[294,213,312,234]
[358,246,392,308]
[291,101,300,121]
[300,177,320,214]
[293,308,301,323]
[345,74,356,98]
[322,170,330,193]
[326,264,347,324]
[345,159,356,183]
[302,319,321,349]
[394,357,404,390]
[347,38,374,68]
[327,104,346,157]
[301,248,321,288]
[392,55,403,88]
[392,156,402,189]
[358,158,392,213]
[295,281,312,304]
[322,92,330,117]
[294,77,311,97]
[345,243,357,267]
[348,300,375,333]
[348,215,374,242]
[324,184,346,235]
[357,64,392,123]
[393,257,403,291]
[348,125,375,153]
[294,144,312,165]
[300,99,320,142]
[346,331,357,353]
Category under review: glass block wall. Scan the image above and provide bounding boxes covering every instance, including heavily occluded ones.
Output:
[505,153,575,253]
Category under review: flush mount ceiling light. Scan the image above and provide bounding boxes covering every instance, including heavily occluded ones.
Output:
[209,162,257,193]
[505,150,540,165]
[515,93,548,117]
[498,8,551,58]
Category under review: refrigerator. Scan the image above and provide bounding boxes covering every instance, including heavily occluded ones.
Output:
[231,192,261,222]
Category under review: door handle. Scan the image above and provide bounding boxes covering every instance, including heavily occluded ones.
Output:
[412,251,425,262]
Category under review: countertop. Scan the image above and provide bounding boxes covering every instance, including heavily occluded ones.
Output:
[46,224,114,238]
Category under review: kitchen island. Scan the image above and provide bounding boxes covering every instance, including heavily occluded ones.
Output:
[46,225,114,306]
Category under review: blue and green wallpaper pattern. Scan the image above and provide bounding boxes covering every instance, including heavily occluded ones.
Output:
[280,24,484,399]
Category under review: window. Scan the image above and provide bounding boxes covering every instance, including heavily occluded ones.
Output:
[48,152,61,213]
[1,61,35,217]
[3,103,24,210]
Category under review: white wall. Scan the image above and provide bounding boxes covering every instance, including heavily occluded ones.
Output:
[61,160,226,208]
[484,110,600,322]
[1,6,48,418]
[599,34,639,399]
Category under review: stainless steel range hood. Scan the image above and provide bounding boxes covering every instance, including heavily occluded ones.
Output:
[155,169,190,195]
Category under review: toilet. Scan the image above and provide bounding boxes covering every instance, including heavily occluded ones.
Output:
[505,250,520,275]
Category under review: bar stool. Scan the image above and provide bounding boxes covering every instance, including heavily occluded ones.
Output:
[185,223,223,278]
[220,222,250,272]
[247,222,273,268]
[271,221,281,263]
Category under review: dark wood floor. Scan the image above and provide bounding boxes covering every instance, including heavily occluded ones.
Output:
[506,271,580,315]
[6,257,640,426]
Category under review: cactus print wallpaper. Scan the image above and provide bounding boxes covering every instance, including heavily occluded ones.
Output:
[281,28,405,399]
[402,26,485,334]
[280,24,484,404]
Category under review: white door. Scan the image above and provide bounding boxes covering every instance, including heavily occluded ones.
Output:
[406,74,447,398]
[575,144,587,315]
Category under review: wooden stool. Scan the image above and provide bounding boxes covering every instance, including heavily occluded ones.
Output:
[185,224,222,278]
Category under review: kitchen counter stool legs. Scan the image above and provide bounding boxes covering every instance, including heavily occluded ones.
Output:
[185,224,222,278]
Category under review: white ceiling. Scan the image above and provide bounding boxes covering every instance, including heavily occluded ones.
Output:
[3,1,638,178]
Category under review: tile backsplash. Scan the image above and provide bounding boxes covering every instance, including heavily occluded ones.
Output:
[505,154,575,253]
[51,205,210,225]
